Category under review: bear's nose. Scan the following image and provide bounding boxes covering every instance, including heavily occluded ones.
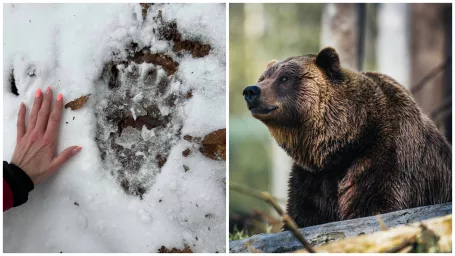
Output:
[243,86,261,104]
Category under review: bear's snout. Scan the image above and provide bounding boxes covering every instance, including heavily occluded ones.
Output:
[243,85,261,107]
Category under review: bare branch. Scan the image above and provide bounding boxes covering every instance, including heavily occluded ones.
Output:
[230,182,316,253]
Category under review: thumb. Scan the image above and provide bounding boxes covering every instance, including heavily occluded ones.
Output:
[49,146,82,173]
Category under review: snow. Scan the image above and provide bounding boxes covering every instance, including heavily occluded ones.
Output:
[3,3,226,253]
[132,92,144,103]
[141,126,156,141]
[115,127,141,149]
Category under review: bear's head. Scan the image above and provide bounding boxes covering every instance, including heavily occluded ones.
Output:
[243,47,343,127]
[243,47,358,169]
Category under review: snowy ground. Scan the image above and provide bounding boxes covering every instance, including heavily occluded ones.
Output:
[3,3,226,253]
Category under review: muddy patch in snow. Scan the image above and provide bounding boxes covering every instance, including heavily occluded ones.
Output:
[156,10,211,58]
[9,69,19,96]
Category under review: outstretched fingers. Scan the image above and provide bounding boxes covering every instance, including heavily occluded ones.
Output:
[27,88,43,132]
[48,146,82,174]
[16,103,26,142]
[45,93,64,142]
[35,86,53,134]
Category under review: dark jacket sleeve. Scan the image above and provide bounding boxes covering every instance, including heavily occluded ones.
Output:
[4,179,13,211]
[3,161,34,211]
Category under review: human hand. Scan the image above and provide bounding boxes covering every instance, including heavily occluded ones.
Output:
[10,87,82,185]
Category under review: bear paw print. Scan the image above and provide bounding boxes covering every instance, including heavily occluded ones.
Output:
[94,45,186,199]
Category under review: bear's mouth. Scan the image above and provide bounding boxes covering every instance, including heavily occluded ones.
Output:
[249,105,278,115]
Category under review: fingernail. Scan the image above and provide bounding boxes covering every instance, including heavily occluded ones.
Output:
[72,146,82,155]
[47,86,52,94]
[36,88,42,98]
[57,93,63,101]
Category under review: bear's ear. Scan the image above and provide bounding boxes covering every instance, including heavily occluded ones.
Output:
[266,60,278,69]
[316,47,342,81]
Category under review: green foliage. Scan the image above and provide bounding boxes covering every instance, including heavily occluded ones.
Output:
[229,3,323,116]
[229,227,251,241]
[229,117,271,214]
[229,3,324,235]
[412,224,441,253]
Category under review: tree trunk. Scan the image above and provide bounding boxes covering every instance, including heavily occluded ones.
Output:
[321,3,360,70]
[410,3,450,136]
[377,3,410,88]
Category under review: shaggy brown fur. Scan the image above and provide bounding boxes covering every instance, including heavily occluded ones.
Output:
[244,47,452,228]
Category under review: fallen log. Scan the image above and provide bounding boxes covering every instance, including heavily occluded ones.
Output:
[229,203,451,253]
[295,214,451,253]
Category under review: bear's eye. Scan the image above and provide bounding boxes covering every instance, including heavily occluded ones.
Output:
[279,76,288,83]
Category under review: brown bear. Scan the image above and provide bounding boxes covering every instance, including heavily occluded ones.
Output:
[243,47,452,228]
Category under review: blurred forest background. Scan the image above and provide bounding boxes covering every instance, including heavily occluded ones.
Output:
[229,3,452,238]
